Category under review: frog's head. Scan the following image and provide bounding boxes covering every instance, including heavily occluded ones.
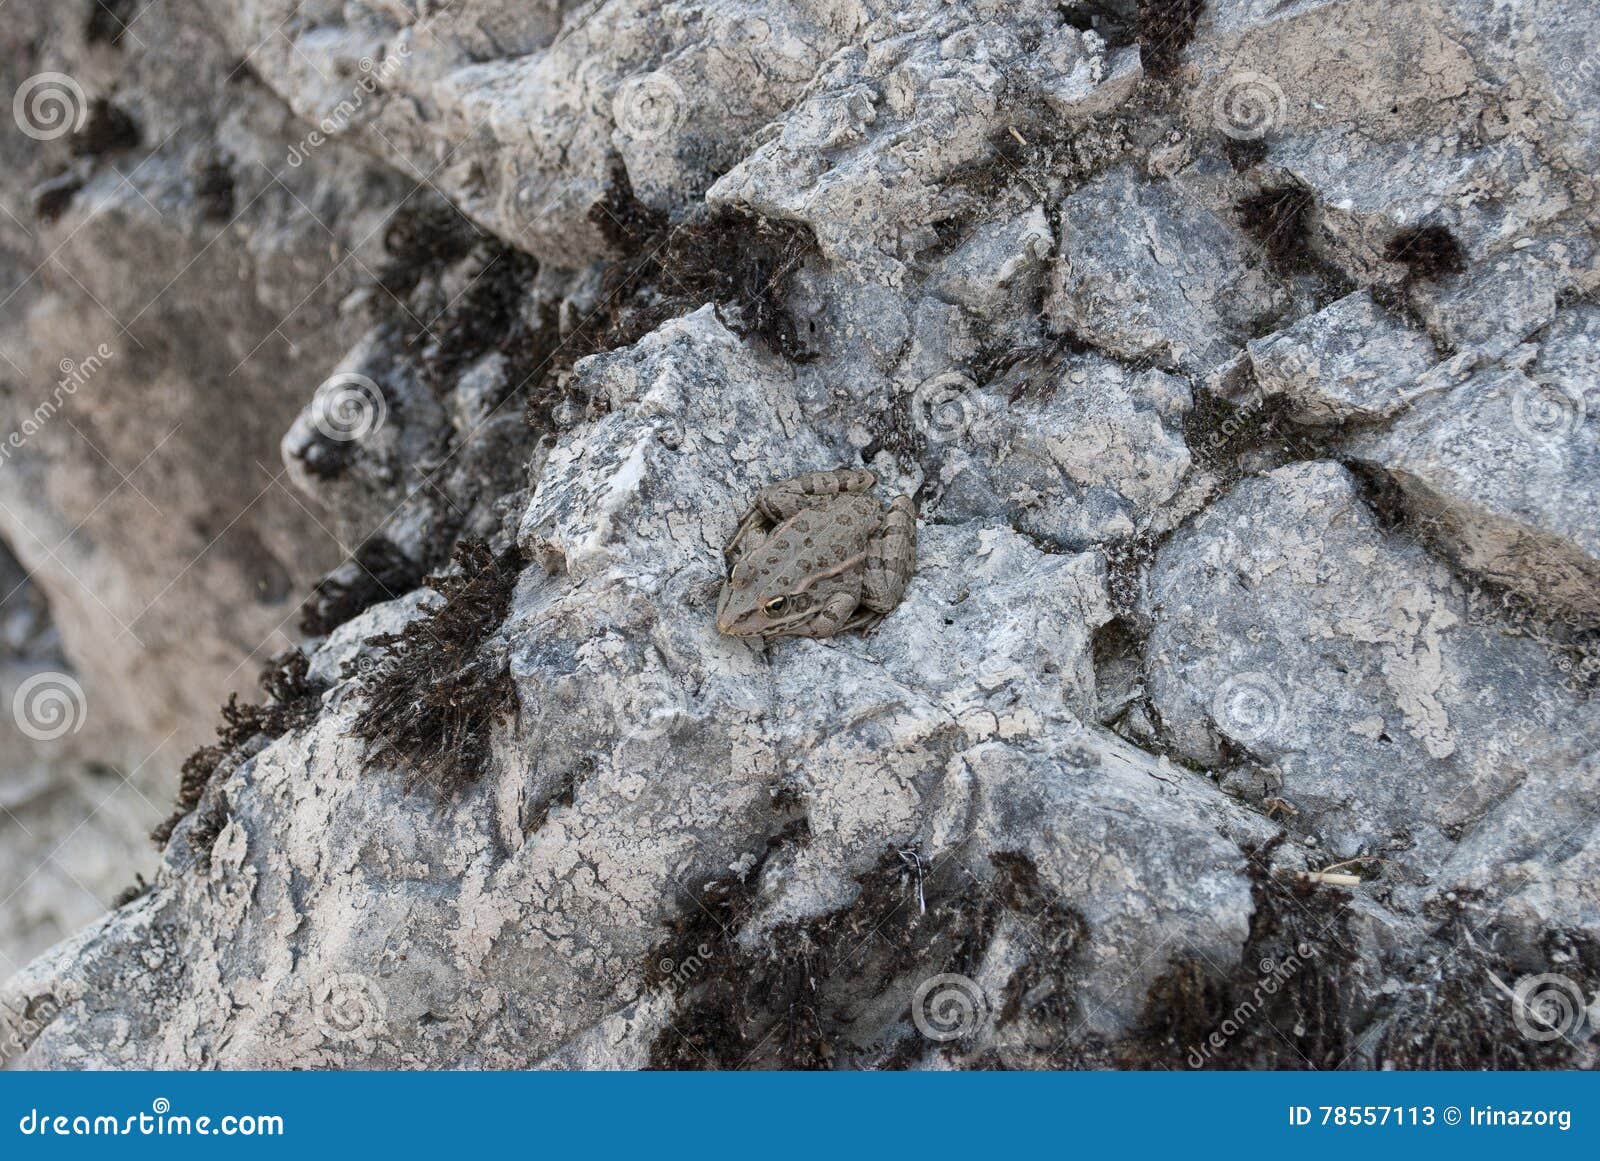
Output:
[715,559,824,637]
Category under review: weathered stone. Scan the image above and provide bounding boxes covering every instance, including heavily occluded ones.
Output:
[1347,309,1600,624]
[1246,289,1438,424]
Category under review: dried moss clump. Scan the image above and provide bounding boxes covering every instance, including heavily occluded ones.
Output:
[1182,389,1335,486]
[647,847,1086,1070]
[69,97,142,157]
[1123,838,1357,1068]
[299,536,425,637]
[353,538,523,792]
[1138,1,1206,74]
[375,199,482,299]
[1236,182,1316,273]
[1375,904,1595,1069]
[153,649,327,848]
[590,163,818,356]
[1385,224,1465,281]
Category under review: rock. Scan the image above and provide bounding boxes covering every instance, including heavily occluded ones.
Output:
[1246,289,1439,424]
[4,0,1600,1074]
[1046,167,1284,372]
[931,352,1201,550]
[1347,307,1600,625]
[1142,461,1585,864]
[6,309,1275,1067]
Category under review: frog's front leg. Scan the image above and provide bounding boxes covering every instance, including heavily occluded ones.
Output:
[793,591,859,638]
[724,467,876,562]
[849,495,917,632]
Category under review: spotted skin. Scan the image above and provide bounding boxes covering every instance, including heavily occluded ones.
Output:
[716,469,918,639]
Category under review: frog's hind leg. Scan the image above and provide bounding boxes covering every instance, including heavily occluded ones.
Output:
[854,495,917,632]
[725,468,876,563]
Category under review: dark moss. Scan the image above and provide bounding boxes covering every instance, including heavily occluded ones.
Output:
[1223,136,1269,172]
[1182,388,1338,486]
[85,0,138,48]
[417,244,542,395]
[528,157,820,401]
[1385,224,1464,281]
[298,536,424,636]
[1376,901,1592,1068]
[192,154,235,222]
[30,171,83,223]
[1344,460,1410,534]
[1235,182,1316,273]
[110,873,150,909]
[1122,837,1357,1068]
[69,97,142,157]
[991,852,1089,1030]
[153,650,327,848]
[1138,1,1206,75]
[352,538,523,793]
[375,199,482,299]
[647,848,1086,1070]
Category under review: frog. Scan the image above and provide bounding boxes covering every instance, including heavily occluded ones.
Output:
[715,467,918,639]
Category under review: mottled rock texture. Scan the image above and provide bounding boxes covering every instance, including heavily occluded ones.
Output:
[1,0,1596,1068]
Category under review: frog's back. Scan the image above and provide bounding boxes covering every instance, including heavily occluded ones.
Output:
[748,493,876,589]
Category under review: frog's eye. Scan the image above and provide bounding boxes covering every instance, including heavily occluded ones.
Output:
[763,596,790,616]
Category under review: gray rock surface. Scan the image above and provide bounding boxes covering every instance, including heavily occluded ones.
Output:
[1348,304,1600,625]
[1246,290,1439,425]
[2,0,1598,1070]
